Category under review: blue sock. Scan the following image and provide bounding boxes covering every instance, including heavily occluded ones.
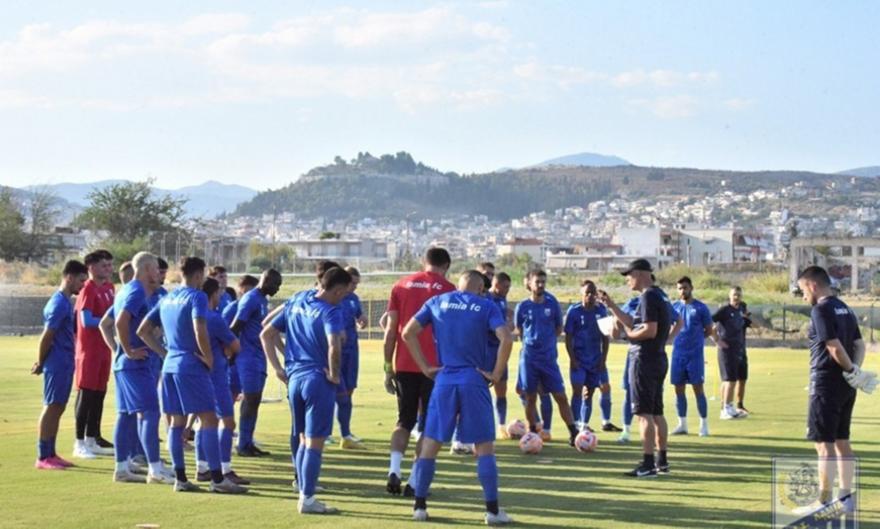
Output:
[336,393,353,438]
[414,458,436,499]
[49,436,57,457]
[201,427,221,472]
[600,392,612,422]
[139,411,161,463]
[476,455,499,502]
[540,394,553,431]
[696,393,708,419]
[583,394,594,425]
[195,428,205,463]
[169,426,185,472]
[495,397,507,425]
[676,393,688,418]
[238,415,256,451]
[623,389,633,426]
[113,413,132,463]
[302,448,323,497]
[219,427,233,464]
[38,439,51,460]
[130,418,143,458]
[295,443,306,488]
[570,395,583,424]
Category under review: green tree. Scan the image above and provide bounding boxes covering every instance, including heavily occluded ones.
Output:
[75,178,187,242]
[20,186,60,262]
[0,188,26,260]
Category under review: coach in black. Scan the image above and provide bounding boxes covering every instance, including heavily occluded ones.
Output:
[795,266,875,514]
[601,258,671,478]
[712,286,751,419]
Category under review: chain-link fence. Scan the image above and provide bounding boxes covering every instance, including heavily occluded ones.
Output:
[4,296,879,346]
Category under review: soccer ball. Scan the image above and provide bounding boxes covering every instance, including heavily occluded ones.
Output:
[505,419,527,439]
[574,430,598,453]
[519,432,543,454]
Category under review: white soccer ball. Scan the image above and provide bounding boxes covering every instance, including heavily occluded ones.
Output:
[574,430,598,453]
[505,419,527,439]
[519,431,543,454]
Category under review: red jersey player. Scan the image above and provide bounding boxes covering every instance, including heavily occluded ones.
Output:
[383,247,455,496]
[72,249,116,458]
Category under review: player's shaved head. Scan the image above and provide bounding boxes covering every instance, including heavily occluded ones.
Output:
[458,270,485,293]
[131,252,157,273]
[798,266,831,287]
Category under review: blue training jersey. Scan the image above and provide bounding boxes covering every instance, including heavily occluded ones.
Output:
[415,290,506,386]
[341,292,362,356]
[271,290,345,379]
[112,280,151,372]
[206,310,237,376]
[147,286,209,375]
[672,299,712,357]
[222,300,237,326]
[217,291,233,314]
[42,290,75,372]
[564,303,608,369]
[233,288,269,370]
[486,293,508,348]
[515,292,562,359]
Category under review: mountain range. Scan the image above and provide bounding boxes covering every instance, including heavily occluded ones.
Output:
[18,180,258,218]
[838,166,880,178]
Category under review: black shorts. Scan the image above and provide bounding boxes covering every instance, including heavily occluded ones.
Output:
[807,383,857,443]
[629,354,668,416]
[718,350,748,382]
[395,372,434,432]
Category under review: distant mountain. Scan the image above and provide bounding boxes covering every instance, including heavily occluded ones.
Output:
[838,166,880,178]
[234,151,872,221]
[22,180,258,218]
[535,152,631,168]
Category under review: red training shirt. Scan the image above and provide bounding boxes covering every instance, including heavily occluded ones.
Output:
[387,270,455,373]
[74,279,115,358]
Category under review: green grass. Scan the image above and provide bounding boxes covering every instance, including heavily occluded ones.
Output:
[1,337,878,528]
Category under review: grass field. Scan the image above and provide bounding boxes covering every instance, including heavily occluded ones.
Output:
[1,337,878,528]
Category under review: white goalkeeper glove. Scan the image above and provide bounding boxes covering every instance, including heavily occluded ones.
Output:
[843,365,878,394]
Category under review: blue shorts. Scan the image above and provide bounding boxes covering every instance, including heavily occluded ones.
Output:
[518,359,565,394]
[115,369,160,414]
[424,383,495,444]
[162,372,216,416]
[212,371,235,418]
[338,352,359,393]
[43,369,73,406]
[289,373,336,439]
[670,351,705,385]
[148,352,163,385]
[237,364,266,395]
[228,363,241,396]
[570,366,607,389]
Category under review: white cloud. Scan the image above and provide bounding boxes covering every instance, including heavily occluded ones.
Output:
[629,95,699,119]
[612,69,719,88]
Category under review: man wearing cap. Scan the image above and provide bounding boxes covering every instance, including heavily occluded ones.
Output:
[600,259,672,478]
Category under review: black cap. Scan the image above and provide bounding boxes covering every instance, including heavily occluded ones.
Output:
[620,258,653,276]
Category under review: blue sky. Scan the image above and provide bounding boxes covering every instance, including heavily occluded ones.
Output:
[1,1,878,190]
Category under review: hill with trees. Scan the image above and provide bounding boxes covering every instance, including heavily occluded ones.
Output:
[234,151,874,221]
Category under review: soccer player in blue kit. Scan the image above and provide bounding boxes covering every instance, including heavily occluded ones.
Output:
[793,266,875,516]
[669,276,714,437]
[488,272,513,437]
[138,257,246,493]
[33,259,88,470]
[230,268,282,457]
[195,278,249,485]
[403,270,514,525]
[564,279,610,432]
[109,252,175,485]
[515,269,579,446]
[338,266,366,450]
[261,267,351,514]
